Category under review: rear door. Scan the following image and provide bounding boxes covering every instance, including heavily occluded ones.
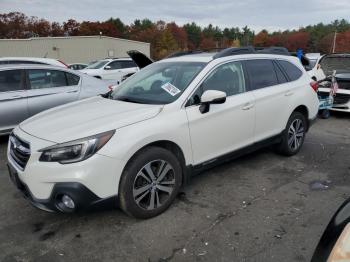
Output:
[244,59,292,142]
[26,69,80,116]
[0,69,28,133]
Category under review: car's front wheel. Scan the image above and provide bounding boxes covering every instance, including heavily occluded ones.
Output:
[119,146,182,218]
[277,112,307,156]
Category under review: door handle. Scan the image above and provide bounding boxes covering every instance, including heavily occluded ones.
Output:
[285,90,294,96]
[242,102,254,110]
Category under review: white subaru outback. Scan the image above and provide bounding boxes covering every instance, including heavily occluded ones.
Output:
[7,47,319,218]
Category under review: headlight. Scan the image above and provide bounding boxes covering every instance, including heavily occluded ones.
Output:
[39,130,115,164]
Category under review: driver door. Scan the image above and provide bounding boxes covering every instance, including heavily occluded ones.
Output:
[185,61,255,165]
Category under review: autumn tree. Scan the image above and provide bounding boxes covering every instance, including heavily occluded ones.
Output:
[63,19,80,36]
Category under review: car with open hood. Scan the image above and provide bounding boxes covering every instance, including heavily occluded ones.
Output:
[7,46,319,218]
[317,53,350,113]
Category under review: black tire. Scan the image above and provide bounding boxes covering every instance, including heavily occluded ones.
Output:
[276,112,307,156]
[119,146,182,219]
[319,109,331,119]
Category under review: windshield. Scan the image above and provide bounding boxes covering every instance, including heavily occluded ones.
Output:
[86,60,109,69]
[111,61,205,104]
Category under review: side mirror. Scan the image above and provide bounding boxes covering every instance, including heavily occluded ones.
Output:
[199,90,226,114]
[104,65,112,70]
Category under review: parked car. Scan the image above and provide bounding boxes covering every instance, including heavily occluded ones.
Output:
[306,53,326,81]
[68,63,87,70]
[7,47,319,218]
[0,57,68,68]
[80,58,138,83]
[311,198,350,262]
[317,53,350,112]
[0,64,110,135]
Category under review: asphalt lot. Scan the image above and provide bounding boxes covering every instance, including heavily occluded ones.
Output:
[0,113,349,262]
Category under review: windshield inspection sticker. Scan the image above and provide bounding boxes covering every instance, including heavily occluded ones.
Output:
[161,82,181,96]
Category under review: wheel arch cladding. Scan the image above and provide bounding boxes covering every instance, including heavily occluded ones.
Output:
[124,140,189,187]
[293,105,310,130]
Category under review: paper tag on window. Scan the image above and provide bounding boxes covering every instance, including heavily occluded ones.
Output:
[161,82,181,96]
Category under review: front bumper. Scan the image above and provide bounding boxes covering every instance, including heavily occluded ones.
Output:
[7,163,118,212]
[7,127,125,212]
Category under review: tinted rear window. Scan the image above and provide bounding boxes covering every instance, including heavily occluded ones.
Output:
[245,59,279,90]
[277,60,303,81]
[0,70,23,92]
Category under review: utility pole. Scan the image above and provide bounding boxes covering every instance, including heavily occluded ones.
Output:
[332,31,337,53]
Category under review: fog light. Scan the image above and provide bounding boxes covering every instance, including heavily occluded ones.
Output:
[62,195,75,209]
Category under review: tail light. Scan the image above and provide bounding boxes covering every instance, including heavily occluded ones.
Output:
[310,81,319,92]
[58,60,68,68]
[108,85,113,91]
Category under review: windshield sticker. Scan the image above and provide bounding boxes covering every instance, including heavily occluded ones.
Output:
[161,82,181,96]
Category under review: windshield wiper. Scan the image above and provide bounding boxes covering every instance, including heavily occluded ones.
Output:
[116,96,145,104]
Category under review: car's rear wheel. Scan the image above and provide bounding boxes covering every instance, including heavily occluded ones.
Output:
[277,112,306,156]
[119,147,182,218]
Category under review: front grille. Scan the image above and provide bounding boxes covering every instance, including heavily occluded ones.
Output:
[338,81,350,90]
[334,93,350,105]
[318,92,350,105]
[9,134,31,170]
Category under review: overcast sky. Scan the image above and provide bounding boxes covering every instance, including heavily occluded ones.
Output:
[1,0,349,32]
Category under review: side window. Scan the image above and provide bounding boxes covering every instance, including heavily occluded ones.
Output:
[187,61,246,106]
[107,61,122,70]
[28,70,67,89]
[0,70,23,92]
[245,59,278,90]
[119,61,136,69]
[273,61,288,84]
[277,60,303,81]
[66,72,80,86]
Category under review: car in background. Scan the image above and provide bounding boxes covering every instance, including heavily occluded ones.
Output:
[306,53,325,81]
[0,64,110,135]
[80,58,138,83]
[68,63,88,70]
[317,53,350,113]
[0,57,68,68]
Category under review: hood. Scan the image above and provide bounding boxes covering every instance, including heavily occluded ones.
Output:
[320,54,350,76]
[127,50,153,69]
[19,96,163,143]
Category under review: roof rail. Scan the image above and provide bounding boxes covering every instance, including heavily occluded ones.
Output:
[213,46,291,59]
[213,46,255,59]
[167,50,204,58]
[255,46,290,56]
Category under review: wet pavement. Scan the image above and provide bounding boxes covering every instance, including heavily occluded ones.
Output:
[0,112,349,262]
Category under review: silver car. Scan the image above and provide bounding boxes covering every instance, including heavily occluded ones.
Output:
[0,64,110,135]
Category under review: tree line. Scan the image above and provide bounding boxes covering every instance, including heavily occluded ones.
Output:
[1,12,350,60]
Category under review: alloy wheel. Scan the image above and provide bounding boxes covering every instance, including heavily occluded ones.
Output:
[133,160,175,210]
[288,118,304,151]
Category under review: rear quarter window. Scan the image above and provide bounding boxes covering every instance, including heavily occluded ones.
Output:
[277,60,303,81]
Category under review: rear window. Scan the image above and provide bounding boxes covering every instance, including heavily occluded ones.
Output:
[277,60,303,81]
[0,70,22,92]
[245,59,279,90]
